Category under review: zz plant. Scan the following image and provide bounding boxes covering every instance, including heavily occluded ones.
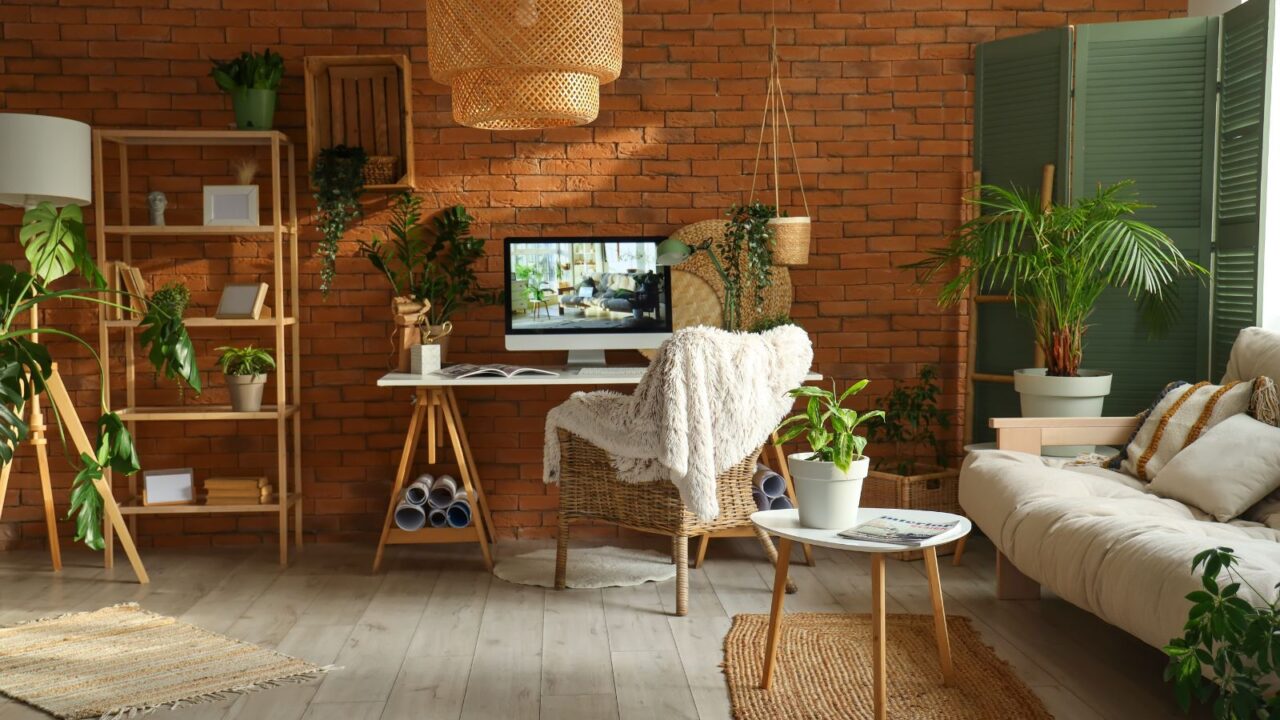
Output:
[1165,547,1280,720]
[312,144,367,297]
[12,203,200,549]
[360,192,501,326]
[774,380,884,472]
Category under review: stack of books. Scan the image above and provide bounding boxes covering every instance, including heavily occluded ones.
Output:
[204,476,274,505]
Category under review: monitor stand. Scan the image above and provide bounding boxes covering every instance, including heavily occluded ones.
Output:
[566,349,607,366]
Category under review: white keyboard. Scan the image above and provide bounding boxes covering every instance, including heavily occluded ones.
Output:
[574,366,646,377]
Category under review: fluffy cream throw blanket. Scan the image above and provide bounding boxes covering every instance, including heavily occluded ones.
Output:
[544,325,813,521]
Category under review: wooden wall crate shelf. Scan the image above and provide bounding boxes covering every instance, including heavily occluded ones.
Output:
[304,55,415,191]
[93,128,303,567]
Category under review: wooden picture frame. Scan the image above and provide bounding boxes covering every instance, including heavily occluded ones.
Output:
[215,282,269,319]
[142,467,195,506]
[203,185,260,226]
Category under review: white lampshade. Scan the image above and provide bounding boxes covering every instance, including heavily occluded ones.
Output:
[0,113,92,208]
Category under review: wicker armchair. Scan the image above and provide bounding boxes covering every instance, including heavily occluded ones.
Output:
[554,428,794,616]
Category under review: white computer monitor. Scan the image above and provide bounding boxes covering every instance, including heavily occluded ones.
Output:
[503,237,673,365]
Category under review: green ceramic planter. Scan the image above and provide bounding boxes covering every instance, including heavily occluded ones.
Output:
[232,88,277,130]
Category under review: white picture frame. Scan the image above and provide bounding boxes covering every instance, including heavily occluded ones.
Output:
[216,282,269,319]
[142,467,195,506]
[203,185,260,226]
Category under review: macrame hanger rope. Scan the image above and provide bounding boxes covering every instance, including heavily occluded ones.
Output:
[745,5,810,218]
[775,54,810,218]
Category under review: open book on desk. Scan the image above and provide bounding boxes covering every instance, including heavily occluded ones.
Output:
[436,364,560,379]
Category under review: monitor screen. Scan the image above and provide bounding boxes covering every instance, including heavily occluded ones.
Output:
[503,237,673,340]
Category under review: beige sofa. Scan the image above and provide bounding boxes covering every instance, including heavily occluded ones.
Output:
[959,327,1280,651]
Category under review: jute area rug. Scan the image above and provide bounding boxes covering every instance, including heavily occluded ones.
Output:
[0,603,329,720]
[724,613,1053,720]
[493,545,676,588]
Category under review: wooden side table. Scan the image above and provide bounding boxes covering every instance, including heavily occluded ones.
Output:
[752,508,972,720]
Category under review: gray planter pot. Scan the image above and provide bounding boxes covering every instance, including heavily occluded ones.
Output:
[227,373,267,412]
[1013,369,1113,457]
[786,453,870,530]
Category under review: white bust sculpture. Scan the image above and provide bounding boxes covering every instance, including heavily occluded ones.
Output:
[147,191,167,226]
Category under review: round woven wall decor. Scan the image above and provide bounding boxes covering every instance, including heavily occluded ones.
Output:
[426,0,623,130]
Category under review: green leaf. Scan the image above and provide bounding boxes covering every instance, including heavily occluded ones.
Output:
[67,452,105,551]
[19,203,98,286]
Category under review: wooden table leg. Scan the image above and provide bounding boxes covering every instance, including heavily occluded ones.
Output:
[446,388,496,545]
[759,537,792,690]
[373,390,427,572]
[871,552,886,720]
[769,436,814,566]
[924,546,955,685]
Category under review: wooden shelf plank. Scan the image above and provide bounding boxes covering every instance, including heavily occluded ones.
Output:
[103,225,297,236]
[99,129,292,146]
[116,404,298,422]
[104,317,295,329]
[117,494,298,515]
[386,527,480,545]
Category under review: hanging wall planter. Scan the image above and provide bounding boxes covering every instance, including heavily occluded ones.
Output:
[425,0,624,130]
[746,26,812,266]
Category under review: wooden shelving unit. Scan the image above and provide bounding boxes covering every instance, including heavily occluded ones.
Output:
[92,128,303,567]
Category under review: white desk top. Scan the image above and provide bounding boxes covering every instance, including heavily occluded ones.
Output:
[378,368,823,388]
[751,508,971,554]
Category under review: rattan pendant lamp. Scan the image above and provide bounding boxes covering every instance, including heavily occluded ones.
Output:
[425,0,624,130]
[749,24,812,266]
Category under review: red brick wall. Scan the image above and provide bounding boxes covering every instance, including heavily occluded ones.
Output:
[0,0,1184,549]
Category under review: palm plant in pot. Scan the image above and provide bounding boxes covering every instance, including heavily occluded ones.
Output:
[907,181,1205,453]
[774,380,884,529]
[216,345,275,412]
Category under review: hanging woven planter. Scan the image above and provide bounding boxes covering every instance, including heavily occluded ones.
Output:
[426,0,624,130]
[747,26,812,267]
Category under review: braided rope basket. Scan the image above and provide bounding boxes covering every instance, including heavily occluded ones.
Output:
[426,0,623,129]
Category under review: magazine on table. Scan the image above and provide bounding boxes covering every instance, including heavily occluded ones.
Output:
[838,514,960,546]
[436,363,559,379]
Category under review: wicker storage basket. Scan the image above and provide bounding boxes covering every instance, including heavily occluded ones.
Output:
[862,464,962,561]
[768,216,811,266]
[364,155,398,186]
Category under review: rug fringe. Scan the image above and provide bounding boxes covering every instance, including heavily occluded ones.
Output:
[8,602,143,629]
[94,665,335,720]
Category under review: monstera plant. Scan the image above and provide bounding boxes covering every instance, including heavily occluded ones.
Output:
[10,202,200,549]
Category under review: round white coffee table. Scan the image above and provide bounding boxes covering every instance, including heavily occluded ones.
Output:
[751,508,972,720]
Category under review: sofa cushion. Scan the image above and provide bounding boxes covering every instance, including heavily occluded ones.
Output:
[1119,380,1256,480]
[1149,414,1280,522]
[960,449,1280,651]
[1223,327,1280,384]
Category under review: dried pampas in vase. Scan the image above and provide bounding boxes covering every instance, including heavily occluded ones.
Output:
[233,158,259,186]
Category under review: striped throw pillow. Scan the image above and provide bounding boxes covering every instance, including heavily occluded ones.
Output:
[1119,377,1279,481]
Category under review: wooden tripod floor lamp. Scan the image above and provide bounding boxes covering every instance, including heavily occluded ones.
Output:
[0,113,148,583]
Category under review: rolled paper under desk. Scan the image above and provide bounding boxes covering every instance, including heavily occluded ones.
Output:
[394,501,427,531]
[752,487,770,512]
[428,475,458,509]
[769,494,793,510]
[405,474,433,506]
[428,507,448,528]
[447,490,471,528]
[753,464,786,498]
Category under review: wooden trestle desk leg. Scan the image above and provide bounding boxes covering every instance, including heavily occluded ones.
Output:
[444,388,496,545]
[769,435,815,566]
[438,388,494,571]
[373,389,428,572]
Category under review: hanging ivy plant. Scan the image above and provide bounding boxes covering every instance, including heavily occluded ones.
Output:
[724,200,778,321]
[311,145,367,297]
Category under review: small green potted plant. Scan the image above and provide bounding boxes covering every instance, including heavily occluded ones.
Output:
[867,366,952,477]
[774,380,885,529]
[147,281,190,320]
[210,49,284,130]
[216,345,275,412]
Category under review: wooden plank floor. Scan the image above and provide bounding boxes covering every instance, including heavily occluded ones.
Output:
[0,536,1208,720]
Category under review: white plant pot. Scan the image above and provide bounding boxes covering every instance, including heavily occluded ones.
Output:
[1013,369,1113,457]
[787,453,869,530]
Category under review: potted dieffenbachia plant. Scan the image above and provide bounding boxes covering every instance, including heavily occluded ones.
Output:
[210,49,284,130]
[774,380,884,529]
[907,181,1204,450]
[216,345,275,412]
